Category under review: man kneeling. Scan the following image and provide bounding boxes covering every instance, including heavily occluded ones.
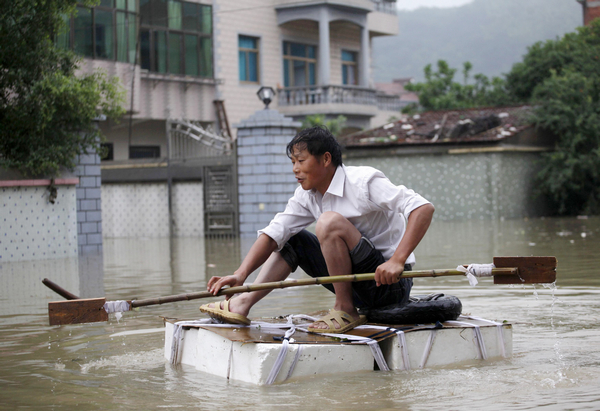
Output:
[201,126,435,333]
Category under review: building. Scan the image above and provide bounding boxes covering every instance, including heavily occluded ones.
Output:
[57,0,402,237]
[577,0,600,25]
[59,0,401,164]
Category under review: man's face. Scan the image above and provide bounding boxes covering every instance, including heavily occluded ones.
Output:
[290,146,331,194]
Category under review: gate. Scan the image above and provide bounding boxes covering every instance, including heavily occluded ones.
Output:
[166,119,238,237]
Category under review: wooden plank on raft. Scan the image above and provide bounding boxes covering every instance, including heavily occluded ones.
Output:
[48,297,108,326]
[493,256,557,284]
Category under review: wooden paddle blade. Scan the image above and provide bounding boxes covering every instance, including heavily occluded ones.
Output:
[48,298,108,325]
[493,256,557,284]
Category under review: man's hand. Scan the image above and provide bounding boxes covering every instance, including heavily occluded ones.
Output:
[207,274,244,298]
[374,259,406,286]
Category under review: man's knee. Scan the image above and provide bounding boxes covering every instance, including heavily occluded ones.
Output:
[315,211,347,240]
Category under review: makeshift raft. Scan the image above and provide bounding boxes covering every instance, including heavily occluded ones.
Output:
[164,314,512,385]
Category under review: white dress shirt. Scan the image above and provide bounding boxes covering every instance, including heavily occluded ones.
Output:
[258,164,431,265]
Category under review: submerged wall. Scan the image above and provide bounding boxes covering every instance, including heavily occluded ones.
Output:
[101,182,204,237]
[0,179,79,262]
[346,150,548,220]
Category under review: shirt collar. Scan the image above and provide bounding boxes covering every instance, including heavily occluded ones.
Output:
[326,165,345,197]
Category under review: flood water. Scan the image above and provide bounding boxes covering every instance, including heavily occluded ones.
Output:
[1,216,600,410]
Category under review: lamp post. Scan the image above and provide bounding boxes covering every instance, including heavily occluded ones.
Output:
[256,86,276,109]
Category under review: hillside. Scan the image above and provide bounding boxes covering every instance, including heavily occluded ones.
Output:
[372,0,582,82]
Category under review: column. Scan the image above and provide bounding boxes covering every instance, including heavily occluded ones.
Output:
[318,7,331,86]
[360,25,370,87]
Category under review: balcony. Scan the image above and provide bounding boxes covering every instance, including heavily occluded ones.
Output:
[277,85,406,117]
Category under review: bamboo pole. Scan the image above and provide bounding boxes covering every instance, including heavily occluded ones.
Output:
[130,268,517,308]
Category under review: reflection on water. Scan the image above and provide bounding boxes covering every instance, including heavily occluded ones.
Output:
[1,217,600,409]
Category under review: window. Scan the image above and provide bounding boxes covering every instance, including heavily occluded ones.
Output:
[342,50,358,85]
[283,41,317,87]
[239,36,259,83]
[100,143,114,161]
[61,1,137,63]
[129,145,161,159]
[139,0,213,77]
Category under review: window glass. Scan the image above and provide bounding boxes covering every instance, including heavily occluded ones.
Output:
[239,36,258,82]
[283,41,317,87]
[116,12,127,62]
[140,0,151,25]
[74,7,93,57]
[200,5,212,34]
[130,146,161,159]
[185,34,198,76]
[100,0,113,7]
[342,50,358,85]
[56,14,71,49]
[151,0,168,27]
[116,0,126,10]
[168,1,182,30]
[128,14,136,63]
[140,30,151,69]
[238,50,246,81]
[128,0,136,12]
[290,43,305,58]
[169,33,182,74]
[155,31,167,73]
[200,37,212,77]
[182,2,198,31]
[94,9,114,59]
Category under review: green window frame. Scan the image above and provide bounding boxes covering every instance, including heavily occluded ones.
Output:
[139,0,213,77]
[283,41,317,87]
[61,0,137,63]
[239,36,259,83]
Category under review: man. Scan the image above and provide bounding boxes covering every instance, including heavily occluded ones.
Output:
[200,126,434,333]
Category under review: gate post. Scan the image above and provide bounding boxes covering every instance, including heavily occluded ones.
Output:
[235,108,301,237]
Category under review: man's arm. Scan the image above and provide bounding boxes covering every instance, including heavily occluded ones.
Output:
[374,203,435,286]
[207,233,278,295]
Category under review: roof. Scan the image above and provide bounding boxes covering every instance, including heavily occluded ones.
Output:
[341,105,534,148]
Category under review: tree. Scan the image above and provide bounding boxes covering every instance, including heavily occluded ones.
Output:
[406,20,600,215]
[403,60,513,112]
[301,114,348,137]
[523,21,600,215]
[0,0,125,177]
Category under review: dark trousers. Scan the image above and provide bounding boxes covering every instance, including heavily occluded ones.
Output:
[279,230,412,309]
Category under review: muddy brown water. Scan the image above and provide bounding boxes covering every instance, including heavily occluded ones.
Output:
[1,216,599,410]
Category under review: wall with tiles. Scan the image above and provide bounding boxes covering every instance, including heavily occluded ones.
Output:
[74,152,103,254]
[235,108,301,237]
[101,182,204,238]
[0,184,78,262]
[346,151,548,220]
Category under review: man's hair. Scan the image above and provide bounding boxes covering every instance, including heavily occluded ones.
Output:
[286,125,343,167]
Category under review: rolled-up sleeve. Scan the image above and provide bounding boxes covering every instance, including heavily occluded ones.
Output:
[367,173,431,220]
[257,190,315,250]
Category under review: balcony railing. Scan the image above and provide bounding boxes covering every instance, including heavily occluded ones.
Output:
[370,0,397,14]
[278,85,407,112]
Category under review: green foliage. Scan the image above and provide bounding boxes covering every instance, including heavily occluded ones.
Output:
[0,0,125,177]
[526,21,600,215]
[405,20,600,215]
[404,60,513,112]
[301,114,348,137]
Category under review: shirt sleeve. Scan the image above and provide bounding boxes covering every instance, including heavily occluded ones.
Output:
[366,173,431,220]
[257,188,316,250]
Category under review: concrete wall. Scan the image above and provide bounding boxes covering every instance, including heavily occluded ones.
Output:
[235,108,300,236]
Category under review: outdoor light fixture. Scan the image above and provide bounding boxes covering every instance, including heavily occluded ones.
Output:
[257,86,275,108]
